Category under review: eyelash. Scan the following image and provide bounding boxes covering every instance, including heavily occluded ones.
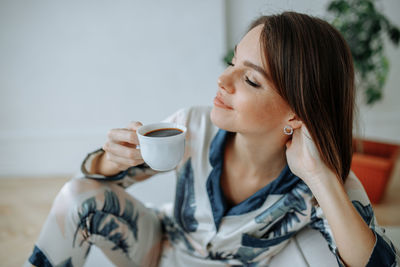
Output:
[245,76,260,88]
[227,61,261,88]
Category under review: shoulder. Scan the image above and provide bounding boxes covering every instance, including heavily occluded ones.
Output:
[171,106,217,170]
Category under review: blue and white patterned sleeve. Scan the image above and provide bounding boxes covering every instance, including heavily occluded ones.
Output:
[309,171,399,266]
[80,148,158,188]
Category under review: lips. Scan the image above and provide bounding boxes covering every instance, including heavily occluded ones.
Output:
[214,92,233,110]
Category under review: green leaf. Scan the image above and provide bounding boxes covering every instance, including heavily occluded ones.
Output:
[389,27,400,45]
[325,0,400,105]
[366,86,382,105]
[223,49,234,66]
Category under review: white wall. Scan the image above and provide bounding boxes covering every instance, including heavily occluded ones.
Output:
[0,0,226,176]
[225,0,328,47]
[225,0,400,143]
[1,0,399,176]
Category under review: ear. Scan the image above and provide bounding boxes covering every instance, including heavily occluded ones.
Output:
[287,114,302,130]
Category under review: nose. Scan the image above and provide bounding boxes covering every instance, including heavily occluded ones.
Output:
[217,71,235,94]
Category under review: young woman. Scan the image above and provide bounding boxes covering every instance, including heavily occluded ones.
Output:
[26,12,399,267]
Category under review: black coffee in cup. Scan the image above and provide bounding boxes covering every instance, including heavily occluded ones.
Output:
[144,128,183,137]
[138,123,187,171]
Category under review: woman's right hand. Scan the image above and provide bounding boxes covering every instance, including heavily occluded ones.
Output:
[94,121,145,176]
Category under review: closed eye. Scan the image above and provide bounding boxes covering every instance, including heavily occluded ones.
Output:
[245,76,260,88]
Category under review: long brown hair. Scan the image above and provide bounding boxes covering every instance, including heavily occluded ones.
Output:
[250,12,355,182]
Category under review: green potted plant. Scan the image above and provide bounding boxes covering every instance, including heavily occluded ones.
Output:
[327,0,400,203]
[327,0,399,104]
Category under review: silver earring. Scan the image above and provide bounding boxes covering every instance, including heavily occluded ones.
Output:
[283,125,293,135]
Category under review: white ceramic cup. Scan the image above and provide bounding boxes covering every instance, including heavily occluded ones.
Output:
[137,122,187,171]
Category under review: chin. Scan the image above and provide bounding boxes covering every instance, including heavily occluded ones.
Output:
[210,106,235,132]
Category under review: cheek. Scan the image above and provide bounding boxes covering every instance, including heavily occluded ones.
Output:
[236,93,289,128]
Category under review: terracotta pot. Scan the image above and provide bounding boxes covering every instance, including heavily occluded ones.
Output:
[351,139,399,203]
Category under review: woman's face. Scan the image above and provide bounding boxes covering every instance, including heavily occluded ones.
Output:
[210,25,292,137]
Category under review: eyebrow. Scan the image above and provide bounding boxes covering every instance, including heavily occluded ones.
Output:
[234,45,271,81]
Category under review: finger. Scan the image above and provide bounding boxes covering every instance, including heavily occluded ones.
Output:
[107,128,139,145]
[285,139,292,149]
[292,126,301,139]
[105,150,145,168]
[301,125,312,140]
[127,121,143,131]
[292,127,305,147]
[103,141,143,160]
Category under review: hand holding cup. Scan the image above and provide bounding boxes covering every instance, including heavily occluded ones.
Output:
[102,121,145,172]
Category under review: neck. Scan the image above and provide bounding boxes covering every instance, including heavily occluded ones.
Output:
[227,131,288,181]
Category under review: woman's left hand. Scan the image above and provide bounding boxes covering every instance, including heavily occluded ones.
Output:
[285,123,334,186]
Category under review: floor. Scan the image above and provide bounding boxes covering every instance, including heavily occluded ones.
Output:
[0,176,70,267]
[1,157,399,267]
